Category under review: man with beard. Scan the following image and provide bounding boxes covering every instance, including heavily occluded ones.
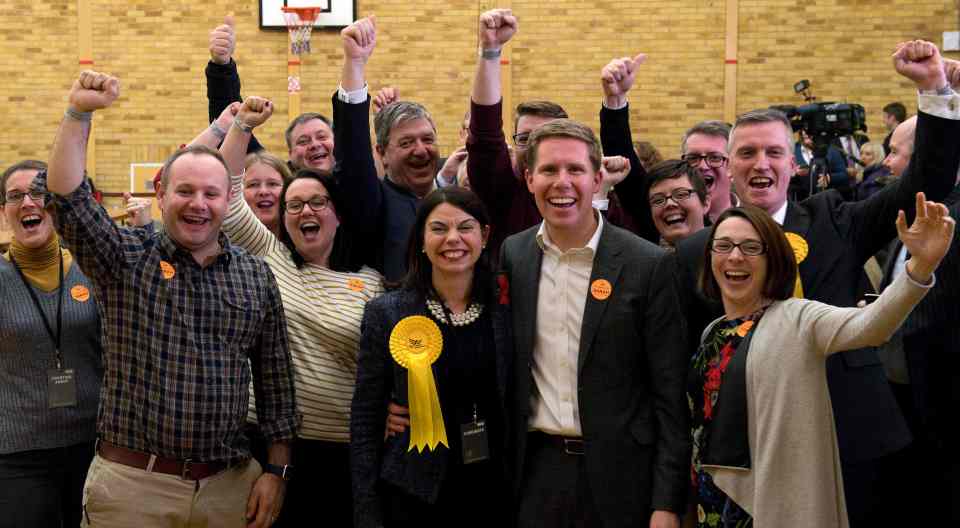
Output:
[668,40,960,527]
[207,15,335,173]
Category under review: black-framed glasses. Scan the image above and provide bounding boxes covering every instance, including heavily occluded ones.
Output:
[682,152,728,168]
[649,188,696,208]
[512,132,531,147]
[3,190,49,205]
[285,196,331,214]
[710,238,766,256]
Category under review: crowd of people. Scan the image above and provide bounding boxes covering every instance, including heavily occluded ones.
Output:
[2,8,960,528]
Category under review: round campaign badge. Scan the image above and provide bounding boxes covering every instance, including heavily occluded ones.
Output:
[159,260,176,280]
[347,278,365,292]
[590,279,612,301]
[70,285,90,302]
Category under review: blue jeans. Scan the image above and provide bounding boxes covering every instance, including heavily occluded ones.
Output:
[0,442,94,528]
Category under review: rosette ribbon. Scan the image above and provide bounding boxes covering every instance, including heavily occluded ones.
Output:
[389,315,448,452]
[785,232,808,298]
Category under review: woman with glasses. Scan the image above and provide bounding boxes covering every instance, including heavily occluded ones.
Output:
[218,93,382,528]
[645,159,711,249]
[351,186,511,527]
[689,198,953,527]
[0,160,102,527]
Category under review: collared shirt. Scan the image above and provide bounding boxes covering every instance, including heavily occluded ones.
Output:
[44,173,299,463]
[771,201,788,225]
[529,211,604,437]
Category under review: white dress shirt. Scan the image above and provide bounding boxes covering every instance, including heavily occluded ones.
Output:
[528,211,605,437]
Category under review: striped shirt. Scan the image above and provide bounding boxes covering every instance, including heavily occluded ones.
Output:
[224,174,384,442]
[44,173,299,463]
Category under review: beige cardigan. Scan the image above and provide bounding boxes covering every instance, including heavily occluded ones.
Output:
[704,270,931,527]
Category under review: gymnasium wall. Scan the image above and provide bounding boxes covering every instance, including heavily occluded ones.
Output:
[0,0,957,195]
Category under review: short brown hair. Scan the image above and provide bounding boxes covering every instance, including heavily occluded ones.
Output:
[681,120,731,154]
[285,112,333,150]
[159,144,229,190]
[647,159,708,205]
[698,205,797,302]
[514,100,568,133]
[729,109,795,154]
[1,160,47,203]
[524,119,602,174]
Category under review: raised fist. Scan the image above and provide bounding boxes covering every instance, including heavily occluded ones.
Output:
[209,15,236,65]
[236,96,273,129]
[600,155,630,190]
[892,40,947,92]
[601,54,647,103]
[372,86,399,114]
[478,9,518,50]
[944,58,960,91]
[342,15,376,63]
[69,70,120,112]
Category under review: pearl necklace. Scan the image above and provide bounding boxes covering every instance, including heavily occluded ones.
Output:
[426,298,484,326]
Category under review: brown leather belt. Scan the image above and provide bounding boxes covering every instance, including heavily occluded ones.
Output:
[98,441,229,480]
[529,431,586,456]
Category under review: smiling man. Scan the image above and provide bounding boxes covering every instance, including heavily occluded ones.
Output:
[668,40,960,527]
[43,70,299,528]
[500,118,689,528]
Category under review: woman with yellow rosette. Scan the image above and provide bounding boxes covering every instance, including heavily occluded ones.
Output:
[688,198,953,528]
[351,187,513,527]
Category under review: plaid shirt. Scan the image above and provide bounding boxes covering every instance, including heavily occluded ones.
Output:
[40,172,299,463]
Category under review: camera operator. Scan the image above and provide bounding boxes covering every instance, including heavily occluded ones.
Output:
[791,128,851,200]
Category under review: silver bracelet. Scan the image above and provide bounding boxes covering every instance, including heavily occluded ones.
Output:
[232,119,253,133]
[209,121,227,139]
[480,48,502,60]
[65,107,93,122]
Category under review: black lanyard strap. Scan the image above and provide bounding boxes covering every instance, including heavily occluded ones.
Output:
[10,248,65,369]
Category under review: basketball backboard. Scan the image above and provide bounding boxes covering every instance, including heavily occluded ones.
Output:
[260,0,355,29]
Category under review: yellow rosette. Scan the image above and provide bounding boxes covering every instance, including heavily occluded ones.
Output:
[784,232,809,298]
[389,316,448,452]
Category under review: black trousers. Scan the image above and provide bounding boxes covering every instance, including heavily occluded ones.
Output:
[0,442,94,528]
[516,433,602,528]
[247,424,353,527]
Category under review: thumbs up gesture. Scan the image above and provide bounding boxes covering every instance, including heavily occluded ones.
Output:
[601,53,647,108]
[209,15,236,65]
[69,70,120,113]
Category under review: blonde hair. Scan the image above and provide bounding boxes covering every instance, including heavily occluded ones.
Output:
[244,151,293,183]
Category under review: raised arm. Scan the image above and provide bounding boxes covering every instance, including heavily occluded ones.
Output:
[847,40,960,262]
[466,9,521,222]
[206,15,263,152]
[813,193,954,354]
[598,54,660,243]
[332,15,382,256]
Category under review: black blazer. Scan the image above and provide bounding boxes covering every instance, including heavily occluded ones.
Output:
[670,109,960,464]
[500,223,690,527]
[350,288,513,528]
[878,187,960,448]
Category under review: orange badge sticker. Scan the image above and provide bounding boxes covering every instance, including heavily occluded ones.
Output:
[347,278,365,292]
[590,279,612,301]
[70,285,90,302]
[159,261,176,280]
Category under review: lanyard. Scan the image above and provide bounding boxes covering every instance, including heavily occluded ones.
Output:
[10,249,65,369]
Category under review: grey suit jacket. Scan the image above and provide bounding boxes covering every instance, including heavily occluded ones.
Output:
[500,221,690,527]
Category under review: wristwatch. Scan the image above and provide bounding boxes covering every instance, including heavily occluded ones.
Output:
[264,463,293,481]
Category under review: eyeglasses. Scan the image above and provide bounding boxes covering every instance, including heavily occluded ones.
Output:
[285,196,330,214]
[3,190,49,205]
[649,188,696,208]
[682,153,728,168]
[710,238,766,256]
[512,132,531,147]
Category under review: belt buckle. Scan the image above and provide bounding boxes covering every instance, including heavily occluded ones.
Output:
[181,458,193,480]
[563,438,585,456]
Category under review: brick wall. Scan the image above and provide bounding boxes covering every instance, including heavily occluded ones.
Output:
[0,0,956,193]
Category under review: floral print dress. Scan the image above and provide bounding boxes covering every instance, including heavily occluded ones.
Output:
[688,309,765,528]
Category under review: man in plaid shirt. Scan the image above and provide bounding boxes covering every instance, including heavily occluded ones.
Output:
[45,70,299,528]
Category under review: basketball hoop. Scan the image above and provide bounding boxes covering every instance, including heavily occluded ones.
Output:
[282,6,322,55]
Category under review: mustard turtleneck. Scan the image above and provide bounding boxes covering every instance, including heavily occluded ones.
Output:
[3,232,74,292]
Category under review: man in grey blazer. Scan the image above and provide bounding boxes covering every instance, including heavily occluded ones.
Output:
[499,119,689,528]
